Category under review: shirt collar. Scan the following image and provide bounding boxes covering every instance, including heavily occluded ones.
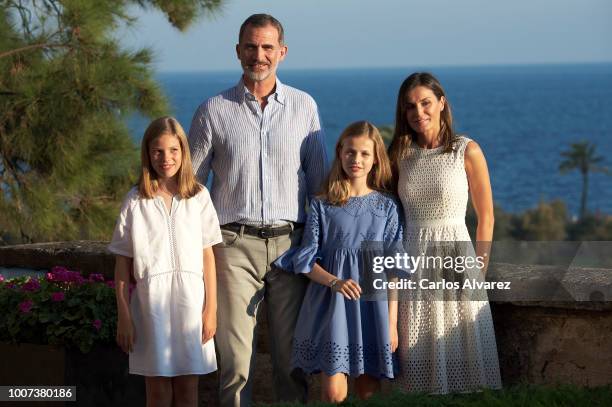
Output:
[236,76,286,105]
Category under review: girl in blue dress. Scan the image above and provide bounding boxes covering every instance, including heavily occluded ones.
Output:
[275,121,403,402]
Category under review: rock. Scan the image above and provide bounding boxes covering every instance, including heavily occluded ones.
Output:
[0,241,115,278]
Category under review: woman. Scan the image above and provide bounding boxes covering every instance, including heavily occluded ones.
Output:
[388,72,502,394]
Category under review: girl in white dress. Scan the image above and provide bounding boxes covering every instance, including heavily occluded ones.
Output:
[388,73,502,394]
[109,116,222,407]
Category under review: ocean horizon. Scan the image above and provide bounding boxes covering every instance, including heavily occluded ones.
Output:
[155,61,612,75]
[129,63,612,215]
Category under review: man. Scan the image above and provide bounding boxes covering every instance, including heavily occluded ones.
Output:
[188,14,328,407]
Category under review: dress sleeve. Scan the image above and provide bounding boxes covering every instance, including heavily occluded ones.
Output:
[108,191,135,258]
[199,187,222,248]
[273,198,323,274]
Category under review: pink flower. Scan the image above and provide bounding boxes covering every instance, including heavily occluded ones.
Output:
[0,274,4,282]
[88,274,105,282]
[22,278,41,292]
[105,281,116,289]
[18,299,33,314]
[49,266,69,280]
[92,319,102,331]
[47,268,66,282]
[47,267,86,285]
[51,291,65,302]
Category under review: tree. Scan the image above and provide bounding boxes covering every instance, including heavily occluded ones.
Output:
[567,213,612,241]
[378,125,394,147]
[512,199,568,241]
[559,141,608,219]
[0,0,222,244]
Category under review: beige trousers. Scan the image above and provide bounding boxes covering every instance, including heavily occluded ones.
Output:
[213,227,308,407]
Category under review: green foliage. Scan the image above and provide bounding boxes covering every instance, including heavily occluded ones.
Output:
[467,199,612,241]
[262,385,612,407]
[512,199,568,241]
[559,141,606,175]
[0,267,119,353]
[0,0,222,244]
[559,141,609,219]
[143,0,225,31]
[377,125,394,147]
[567,213,612,241]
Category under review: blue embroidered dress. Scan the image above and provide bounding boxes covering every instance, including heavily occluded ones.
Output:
[274,191,402,378]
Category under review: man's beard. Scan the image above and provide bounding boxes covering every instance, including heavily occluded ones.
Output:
[243,63,275,82]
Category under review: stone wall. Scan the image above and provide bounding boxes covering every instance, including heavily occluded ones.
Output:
[1,242,611,405]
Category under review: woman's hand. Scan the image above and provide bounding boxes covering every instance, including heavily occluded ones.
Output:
[116,315,135,353]
[388,299,399,352]
[389,323,399,352]
[202,246,217,344]
[202,309,217,344]
[332,279,362,300]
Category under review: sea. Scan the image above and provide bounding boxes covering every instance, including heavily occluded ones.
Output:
[129,64,612,215]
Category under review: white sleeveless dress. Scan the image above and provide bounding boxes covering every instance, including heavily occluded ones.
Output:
[396,136,502,394]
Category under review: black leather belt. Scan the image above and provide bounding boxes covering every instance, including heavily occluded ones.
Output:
[221,222,304,239]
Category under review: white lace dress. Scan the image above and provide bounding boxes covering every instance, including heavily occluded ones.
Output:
[396,136,502,394]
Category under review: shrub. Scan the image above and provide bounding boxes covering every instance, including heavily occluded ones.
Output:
[0,267,120,353]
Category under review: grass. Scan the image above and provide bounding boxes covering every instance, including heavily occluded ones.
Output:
[259,385,612,407]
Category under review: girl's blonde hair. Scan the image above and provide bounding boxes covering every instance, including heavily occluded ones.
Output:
[138,116,202,199]
[321,121,392,206]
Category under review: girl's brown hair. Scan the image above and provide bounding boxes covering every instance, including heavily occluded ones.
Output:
[138,116,202,199]
[388,72,458,186]
[321,121,392,206]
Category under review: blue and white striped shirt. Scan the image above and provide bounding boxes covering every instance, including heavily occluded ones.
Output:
[188,77,329,226]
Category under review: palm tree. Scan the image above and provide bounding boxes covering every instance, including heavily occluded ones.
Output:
[559,141,608,219]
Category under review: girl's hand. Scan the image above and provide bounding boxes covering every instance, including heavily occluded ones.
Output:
[202,310,217,344]
[116,316,135,353]
[389,323,399,352]
[332,279,362,300]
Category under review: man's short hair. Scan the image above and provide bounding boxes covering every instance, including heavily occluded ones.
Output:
[238,14,284,44]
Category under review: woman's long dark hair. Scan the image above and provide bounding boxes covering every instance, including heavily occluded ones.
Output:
[388,72,458,189]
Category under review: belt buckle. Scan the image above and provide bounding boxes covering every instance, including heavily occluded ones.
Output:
[259,228,272,239]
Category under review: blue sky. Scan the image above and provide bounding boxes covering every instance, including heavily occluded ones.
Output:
[121,0,612,72]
